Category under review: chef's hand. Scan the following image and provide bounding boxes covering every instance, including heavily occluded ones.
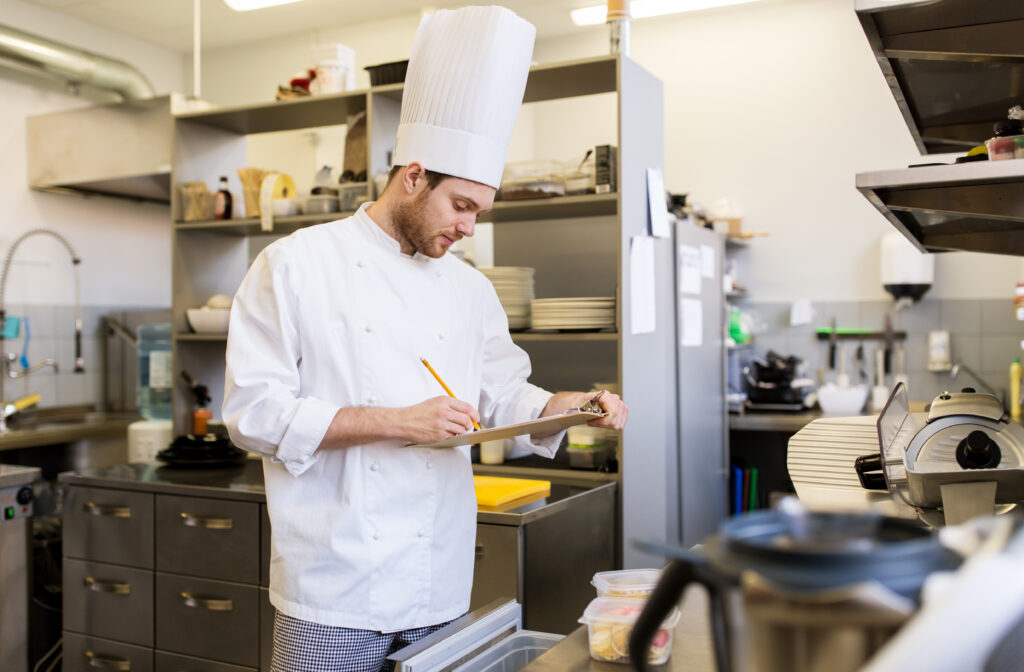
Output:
[394,396,481,445]
[587,391,628,431]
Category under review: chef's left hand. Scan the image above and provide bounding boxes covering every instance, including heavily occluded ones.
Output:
[588,391,628,431]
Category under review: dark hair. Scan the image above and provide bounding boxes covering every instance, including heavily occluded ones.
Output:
[387,165,449,190]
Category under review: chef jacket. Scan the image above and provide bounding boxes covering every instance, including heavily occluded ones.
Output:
[223,203,561,631]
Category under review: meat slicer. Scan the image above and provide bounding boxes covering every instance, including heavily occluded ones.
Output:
[855,383,1024,526]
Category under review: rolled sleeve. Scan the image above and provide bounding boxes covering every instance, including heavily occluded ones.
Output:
[275,396,339,476]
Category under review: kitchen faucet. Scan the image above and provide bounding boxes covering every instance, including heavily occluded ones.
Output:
[0,229,83,433]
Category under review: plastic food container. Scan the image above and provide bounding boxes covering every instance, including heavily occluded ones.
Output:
[567,445,611,470]
[579,597,679,665]
[339,182,369,211]
[591,569,663,599]
[499,160,565,200]
[305,195,340,215]
[564,155,597,195]
[365,60,409,86]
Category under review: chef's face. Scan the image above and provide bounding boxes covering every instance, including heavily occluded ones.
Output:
[394,175,495,259]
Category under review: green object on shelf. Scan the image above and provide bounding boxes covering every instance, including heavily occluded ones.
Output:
[748,468,759,511]
[729,307,751,345]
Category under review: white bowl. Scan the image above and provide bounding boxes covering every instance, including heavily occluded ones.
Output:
[817,383,869,416]
[186,308,230,334]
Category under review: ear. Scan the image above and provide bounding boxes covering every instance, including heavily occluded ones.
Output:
[401,162,427,195]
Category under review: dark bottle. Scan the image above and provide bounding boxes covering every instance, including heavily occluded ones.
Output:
[214,176,232,220]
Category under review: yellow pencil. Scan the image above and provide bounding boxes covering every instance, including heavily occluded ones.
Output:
[420,358,481,431]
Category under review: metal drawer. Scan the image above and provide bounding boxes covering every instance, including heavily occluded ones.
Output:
[156,495,259,583]
[63,558,154,646]
[155,650,257,672]
[470,524,522,611]
[259,588,274,671]
[64,486,154,568]
[155,572,259,667]
[260,504,270,587]
[63,631,153,672]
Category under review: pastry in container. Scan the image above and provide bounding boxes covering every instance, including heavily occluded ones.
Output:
[498,160,565,200]
[591,569,663,599]
[579,597,679,665]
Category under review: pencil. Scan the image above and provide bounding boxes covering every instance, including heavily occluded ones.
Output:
[421,358,481,430]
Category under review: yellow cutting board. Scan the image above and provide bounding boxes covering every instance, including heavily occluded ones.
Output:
[473,476,551,507]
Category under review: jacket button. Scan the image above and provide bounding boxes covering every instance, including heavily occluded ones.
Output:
[418,529,426,537]
[370,463,379,472]
[367,394,377,405]
[356,261,364,268]
[437,332,444,340]
[426,462,433,470]
[373,532,381,541]
[365,324,373,333]
[435,270,442,278]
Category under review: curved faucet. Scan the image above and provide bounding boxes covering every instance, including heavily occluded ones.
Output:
[0,229,83,432]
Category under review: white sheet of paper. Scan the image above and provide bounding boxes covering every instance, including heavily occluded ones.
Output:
[647,168,671,238]
[681,298,703,347]
[678,244,701,295]
[700,245,715,279]
[790,299,813,326]
[629,236,656,335]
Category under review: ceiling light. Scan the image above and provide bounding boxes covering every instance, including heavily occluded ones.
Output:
[571,0,762,26]
[223,0,305,11]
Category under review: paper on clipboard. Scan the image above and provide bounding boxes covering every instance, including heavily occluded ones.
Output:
[413,410,606,449]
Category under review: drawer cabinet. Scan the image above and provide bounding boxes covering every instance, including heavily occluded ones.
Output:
[470,524,521,611]
[156,495,259,583]
[156,651,257,672]
[63,632,153,672]
[155,572,260,667]
[64,487,154,568]
[63,558,154,647]
[260,504,270,587]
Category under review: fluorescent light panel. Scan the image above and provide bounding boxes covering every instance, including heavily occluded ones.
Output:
[223,0,305,11]
[571,0,762,26]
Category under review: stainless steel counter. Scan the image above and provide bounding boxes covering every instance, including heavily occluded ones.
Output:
[0,407,138,451]
[58,459,618,526]
[524,585,715,671]
[728,410,825,433]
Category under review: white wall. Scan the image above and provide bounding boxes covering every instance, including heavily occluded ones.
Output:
[2,0,184,310]
[529,0,1021,301]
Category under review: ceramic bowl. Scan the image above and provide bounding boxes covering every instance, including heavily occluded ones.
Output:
[186,308,230,334]
[817,383,869,415]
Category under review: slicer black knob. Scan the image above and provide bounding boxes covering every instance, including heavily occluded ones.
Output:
[16,486,33,505]
[960,387,976,394]
[956,430,1001,469]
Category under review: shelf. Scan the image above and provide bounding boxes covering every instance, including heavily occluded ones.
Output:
[511,331,618,342]
[174,56,618,136]
[856,0,1024,154]
[174,212,354,236]
[484,193,617,222]
[856,159,1024,255]
[176,333,227,342]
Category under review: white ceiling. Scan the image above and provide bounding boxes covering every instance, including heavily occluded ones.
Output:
[23,0,594,53]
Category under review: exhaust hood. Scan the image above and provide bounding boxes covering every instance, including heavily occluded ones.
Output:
[26,94,186,203]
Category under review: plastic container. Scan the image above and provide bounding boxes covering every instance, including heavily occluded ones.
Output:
[311,43,356,94]
[568,445,612,470]
[450,631,562,672]
[591,569,663,599]
[579,597,679,665]
[305,195,340,215]
[137,323,172,421]
[564,154,597,195]
[985,119,1023,161]
[499,160,565,200]
[339,182,369,211]
[365,60,409,86]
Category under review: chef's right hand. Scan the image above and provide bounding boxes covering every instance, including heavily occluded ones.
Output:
[394,396,480,445]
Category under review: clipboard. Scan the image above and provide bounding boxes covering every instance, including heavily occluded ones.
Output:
[413,410,606,449]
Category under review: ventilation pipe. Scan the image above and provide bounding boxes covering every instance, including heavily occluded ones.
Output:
[0,23,154,100]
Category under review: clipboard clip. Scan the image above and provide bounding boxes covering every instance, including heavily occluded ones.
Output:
[577,390,606,414]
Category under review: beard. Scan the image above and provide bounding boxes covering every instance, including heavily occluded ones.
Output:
[393,190,445,258]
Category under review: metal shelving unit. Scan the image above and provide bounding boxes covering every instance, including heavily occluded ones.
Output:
[855,0,1024,255]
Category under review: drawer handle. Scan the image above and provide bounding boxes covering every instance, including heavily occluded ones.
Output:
[84,577,132,595]
[180,512,234,530]
[180,591,233,611]
[475,544,484,560]
[84,502,131,518]
[85,650,131,670]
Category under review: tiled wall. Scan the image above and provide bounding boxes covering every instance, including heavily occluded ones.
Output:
[2,305,169,411]
[734,298,1023,404]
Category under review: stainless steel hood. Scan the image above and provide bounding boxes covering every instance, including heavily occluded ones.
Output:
[856,0,1024,155]
[855,0,1024,256]
[26,94,182,203]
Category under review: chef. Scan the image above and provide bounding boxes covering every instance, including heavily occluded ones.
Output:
[223,6,627,672]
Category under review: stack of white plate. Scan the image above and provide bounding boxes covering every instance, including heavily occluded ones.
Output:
[479,267,535,330]
[530,297,616,331]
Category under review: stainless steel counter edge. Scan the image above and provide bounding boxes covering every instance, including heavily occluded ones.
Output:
[0,418,137,451]
[59,462,618,525]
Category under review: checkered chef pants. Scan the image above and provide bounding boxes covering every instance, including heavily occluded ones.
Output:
[271,612,458,672]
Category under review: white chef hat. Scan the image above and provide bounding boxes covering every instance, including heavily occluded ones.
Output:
[393,6,536,189]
